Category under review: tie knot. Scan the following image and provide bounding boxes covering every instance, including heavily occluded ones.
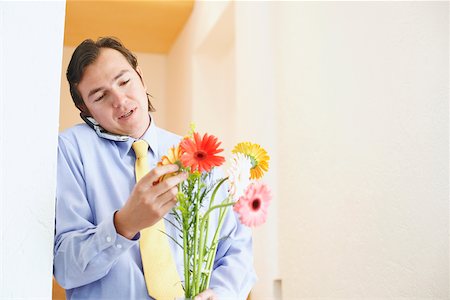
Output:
[132,140,149,159]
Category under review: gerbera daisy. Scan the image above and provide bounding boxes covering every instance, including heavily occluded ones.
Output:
[227,153,252,201]
[180,132,225,173]
[234,182,271,227]
[232,142,269,179]
[159,145,182,167]
[156,145,182,183]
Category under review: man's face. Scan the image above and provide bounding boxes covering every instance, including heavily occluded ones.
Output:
[77,48,150,138]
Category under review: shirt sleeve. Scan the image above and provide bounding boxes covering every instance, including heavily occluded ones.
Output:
[53,136,138,289]
[208,171,258,299]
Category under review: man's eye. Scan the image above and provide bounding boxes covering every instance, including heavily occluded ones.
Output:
[120,79,130,86]
[95,94,105,102]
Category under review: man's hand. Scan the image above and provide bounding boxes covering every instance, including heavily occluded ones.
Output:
[194,289,217,300]
[114,164,187,239]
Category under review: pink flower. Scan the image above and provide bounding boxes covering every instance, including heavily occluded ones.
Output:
[234,182,271,227]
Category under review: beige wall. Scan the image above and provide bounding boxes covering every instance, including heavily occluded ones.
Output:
[273,2,448,299]
[59,46,81,132]
[167,1,280,299]
[59,46,167,132]
[165,1,233,137]
[167,1,449,299]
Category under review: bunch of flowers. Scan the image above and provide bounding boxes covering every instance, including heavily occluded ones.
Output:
[157,126,271,298]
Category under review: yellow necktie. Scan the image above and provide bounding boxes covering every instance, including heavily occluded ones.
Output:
[132,140,184,300]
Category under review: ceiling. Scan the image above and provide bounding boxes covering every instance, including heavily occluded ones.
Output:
[64,0,195,53]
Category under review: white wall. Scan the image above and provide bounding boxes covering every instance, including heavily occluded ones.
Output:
[0,1,65,298]
[274,2,449,299]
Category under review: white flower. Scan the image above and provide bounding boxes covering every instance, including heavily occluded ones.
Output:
[227,153,252,201]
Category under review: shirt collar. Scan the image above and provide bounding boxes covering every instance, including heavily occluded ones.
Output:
[117,114,158,160]
[139,117,158,159]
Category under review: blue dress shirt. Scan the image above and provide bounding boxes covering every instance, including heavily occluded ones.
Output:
[54,119,257,300]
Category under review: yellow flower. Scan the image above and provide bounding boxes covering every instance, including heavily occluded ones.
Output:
[157,145,182,183]
[232,142,269,179]
[159,145,182,167]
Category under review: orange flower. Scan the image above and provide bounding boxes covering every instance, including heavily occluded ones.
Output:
[180,132,225,173]
[156,145,182,183]
[159,145,182,167]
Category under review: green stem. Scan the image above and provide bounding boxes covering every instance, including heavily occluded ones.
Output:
[202,201,234,223]
[201,196,233,291]
[193,176,201,295]
[199,176,228,291]
[178,181,190,297]
[197,213,206,292]
[182,218,189,296]
[200,216,209,290]
[181,175,232,296]
[208,177,228,210]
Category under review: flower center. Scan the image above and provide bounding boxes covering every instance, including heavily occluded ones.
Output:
[248,155,258,169]
[251,198,261,211]
[194,150,207,161]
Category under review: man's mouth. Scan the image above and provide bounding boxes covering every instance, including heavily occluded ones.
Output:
[119,109,135,119]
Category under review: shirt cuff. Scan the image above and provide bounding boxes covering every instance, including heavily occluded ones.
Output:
[96,211,138,254]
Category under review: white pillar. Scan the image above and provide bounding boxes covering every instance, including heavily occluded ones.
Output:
[0,1,65,298]
[234,2,280,299]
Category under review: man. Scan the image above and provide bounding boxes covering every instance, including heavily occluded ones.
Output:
[53,37,256,300]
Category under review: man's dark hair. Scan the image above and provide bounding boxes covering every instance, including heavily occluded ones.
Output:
[67,37,155,116]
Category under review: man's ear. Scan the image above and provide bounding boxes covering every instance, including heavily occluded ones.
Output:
[135,66,147,92]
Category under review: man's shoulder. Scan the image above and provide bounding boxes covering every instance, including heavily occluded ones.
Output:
[155,126,182,142]
[153,126,183,157]
[59,123,97,143]
[58,124,111,153]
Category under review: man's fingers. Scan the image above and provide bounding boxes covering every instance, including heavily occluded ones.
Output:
[140,164,179,185]
[194,288,216,300]
[153,171,187,195]
[158,187,179,211]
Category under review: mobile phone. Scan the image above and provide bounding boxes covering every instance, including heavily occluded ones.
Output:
[80,114,129,142]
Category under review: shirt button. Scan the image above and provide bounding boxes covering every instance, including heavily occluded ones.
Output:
[106,236,112,243]
[116,244,122,249]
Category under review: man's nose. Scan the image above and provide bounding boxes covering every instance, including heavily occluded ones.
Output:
[111,88,127,108]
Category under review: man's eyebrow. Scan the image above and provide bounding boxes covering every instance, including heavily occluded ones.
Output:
[87,70,130,99]
[113,69,129,81]
[87,87,103,99]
